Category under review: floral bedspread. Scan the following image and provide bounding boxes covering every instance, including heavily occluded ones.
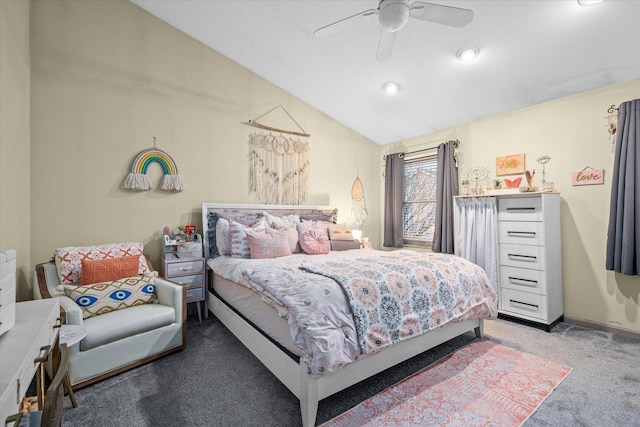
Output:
[209,250,497,377]
[300,250,497,355]
[209,253,361,375]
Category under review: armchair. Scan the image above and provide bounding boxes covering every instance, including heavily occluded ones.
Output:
[34,255,186,390]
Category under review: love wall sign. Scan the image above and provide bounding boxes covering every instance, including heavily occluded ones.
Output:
[572,167,604,186]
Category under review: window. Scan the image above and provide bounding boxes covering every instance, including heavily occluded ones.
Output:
[403,153,438,247]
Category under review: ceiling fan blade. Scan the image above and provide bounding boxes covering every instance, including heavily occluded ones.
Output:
[410,1,473,28]
[376,29,396,61]
[314,8,378,37]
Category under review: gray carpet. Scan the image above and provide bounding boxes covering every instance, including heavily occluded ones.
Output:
[61,311,640,427]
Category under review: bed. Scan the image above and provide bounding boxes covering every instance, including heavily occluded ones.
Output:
[201,203,497,426]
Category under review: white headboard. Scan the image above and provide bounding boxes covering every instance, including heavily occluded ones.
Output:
[201,203,337,263]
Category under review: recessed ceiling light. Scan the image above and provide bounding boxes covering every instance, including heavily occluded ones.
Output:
[578,0,605,6]
[456,46,479,61]
[383,82,400,94]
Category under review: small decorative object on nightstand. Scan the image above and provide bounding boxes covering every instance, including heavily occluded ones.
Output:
[161,233,205,322]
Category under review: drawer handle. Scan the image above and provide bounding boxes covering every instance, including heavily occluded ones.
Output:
[507,231,536,236]
[507,254,537,261]
[509,299,539,309]
[508,276,538,286]
[34,345,51,364]
[179,267,194,272]
[506,207,536,211]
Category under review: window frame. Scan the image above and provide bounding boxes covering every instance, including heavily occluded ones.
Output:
[402,151,438,248]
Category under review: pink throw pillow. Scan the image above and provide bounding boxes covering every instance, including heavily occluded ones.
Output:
[246,228,291,259]
[328,223,355,241]
[297,222,331,255]
[230,218,266,258]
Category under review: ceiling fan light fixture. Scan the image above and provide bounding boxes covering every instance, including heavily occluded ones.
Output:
[577,0,605,6]
[456,46,479,61]
[383,81,400,94]
[378,0,410,32]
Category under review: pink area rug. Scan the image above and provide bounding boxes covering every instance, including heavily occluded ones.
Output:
[321,340,572,427]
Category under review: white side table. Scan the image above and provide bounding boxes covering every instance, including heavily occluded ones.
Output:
[59,325,87,348]
[58,325,87,408]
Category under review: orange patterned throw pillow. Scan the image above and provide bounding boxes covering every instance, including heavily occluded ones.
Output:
[81,256,140,285]
[54,242,150,285]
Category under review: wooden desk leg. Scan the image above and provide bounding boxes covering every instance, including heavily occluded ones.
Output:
[63,373,78,408]
[196,301,202,323]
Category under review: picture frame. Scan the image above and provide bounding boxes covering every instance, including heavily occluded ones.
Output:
[496,154,526,176]
[163,234,177,246]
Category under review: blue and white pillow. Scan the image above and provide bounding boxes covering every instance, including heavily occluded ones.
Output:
[59,272,157,319]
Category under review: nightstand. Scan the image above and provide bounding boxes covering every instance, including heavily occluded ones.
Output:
[161,234,205,322]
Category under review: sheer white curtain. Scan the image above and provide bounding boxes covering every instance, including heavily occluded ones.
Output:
[456,197,498,291]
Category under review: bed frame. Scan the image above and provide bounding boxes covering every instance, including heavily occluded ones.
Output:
[202,203,483,426]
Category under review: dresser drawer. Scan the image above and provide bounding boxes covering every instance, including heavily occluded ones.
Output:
[0,302,16,336]
[498,197,543,221]
[500,288,547,321]
[500,243,546,270]
[186,287,204,302]
[169,274,203,289]
[500,266,546,295]
[166,260,204,277]
[499,221,544,246]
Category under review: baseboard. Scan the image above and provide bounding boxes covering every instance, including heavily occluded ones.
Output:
[564,316,640,340]
[497,313,563,333]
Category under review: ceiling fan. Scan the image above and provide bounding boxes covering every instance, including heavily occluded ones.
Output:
[314,0,474,61]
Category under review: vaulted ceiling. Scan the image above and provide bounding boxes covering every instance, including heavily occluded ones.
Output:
[131,0,640,145]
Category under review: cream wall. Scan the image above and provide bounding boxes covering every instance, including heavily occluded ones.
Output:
[0,0,31,301]
[27,0,380,297]
[382,80,640,333]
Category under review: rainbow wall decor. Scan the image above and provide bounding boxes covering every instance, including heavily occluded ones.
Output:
[123,148,184,191]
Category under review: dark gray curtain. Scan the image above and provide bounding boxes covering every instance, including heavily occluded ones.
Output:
[432,141,459,254]
[606,99,640,275]
[383,153,404,248]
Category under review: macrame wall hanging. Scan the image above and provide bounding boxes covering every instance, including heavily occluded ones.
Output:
[123,140,184,192]
[245,106,310,205]
[351,175,368,229]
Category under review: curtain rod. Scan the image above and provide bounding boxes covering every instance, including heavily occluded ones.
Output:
[382,139,459,160]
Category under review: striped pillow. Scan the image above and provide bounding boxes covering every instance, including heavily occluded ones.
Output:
[230,218,267,258]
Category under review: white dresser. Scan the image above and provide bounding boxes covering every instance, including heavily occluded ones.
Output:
[497,193,563,330]
[0,249,17,336]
